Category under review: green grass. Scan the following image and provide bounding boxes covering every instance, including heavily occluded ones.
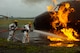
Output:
[0,19,34,27]
[0,38,80,53]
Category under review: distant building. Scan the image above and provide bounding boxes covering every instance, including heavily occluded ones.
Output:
[0,15,8,19]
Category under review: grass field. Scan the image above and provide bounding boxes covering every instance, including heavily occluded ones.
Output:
[0,19,80,53]
[0,19,34,28]
[0,38,80,53]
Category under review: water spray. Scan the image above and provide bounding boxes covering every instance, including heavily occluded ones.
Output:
[33,29,67,40]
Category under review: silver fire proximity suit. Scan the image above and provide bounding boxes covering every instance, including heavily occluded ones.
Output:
[22,24,30,43]
[7,23,18,41]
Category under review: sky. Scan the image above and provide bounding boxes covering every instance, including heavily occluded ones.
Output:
[0,0,67,17]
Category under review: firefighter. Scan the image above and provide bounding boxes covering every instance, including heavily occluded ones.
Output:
[22,22,32,43]
[7,20,18,41]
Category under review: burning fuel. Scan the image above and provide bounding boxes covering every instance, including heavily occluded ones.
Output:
[52,0,57,5]
[61,28,79,41]
[34,0,80,47]
[46,0,80,42]
[49,42,76,47]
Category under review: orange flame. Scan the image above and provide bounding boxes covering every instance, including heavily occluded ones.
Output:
[57,3,74,27]
[47,1,79,42]
[52,0,57,5]
[49,43,75,47]
[47,36,63,41]
[61,28,79,41]
[47,5,54,12]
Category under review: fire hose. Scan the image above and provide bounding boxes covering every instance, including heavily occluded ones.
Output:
[0,30,8,33]
[0,28,67,41]
[0,28,33,33]
[0,28,24,33]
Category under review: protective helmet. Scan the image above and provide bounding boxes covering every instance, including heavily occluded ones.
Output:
[14,20,18,22]
[28,22,32,25]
